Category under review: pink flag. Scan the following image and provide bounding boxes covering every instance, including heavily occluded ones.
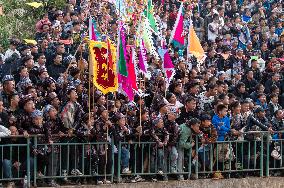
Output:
[169,3,184,47]
[138,40,147,73]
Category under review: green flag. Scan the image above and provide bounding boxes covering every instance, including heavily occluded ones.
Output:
[144,0,158,33]
[118,37,128,76]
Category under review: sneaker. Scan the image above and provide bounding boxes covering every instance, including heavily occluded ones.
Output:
[97,180,103,185]
[71,169,83,176]
[271,149,282,160]
[130,178,136,183]
[104,180,111,184]
[135,175,145,182]
[162,175,168,181]
[62,170,68,181]
[122,167,132,174]
[178,175,184,181]
[151,178,157,182]
[157,170,163,175]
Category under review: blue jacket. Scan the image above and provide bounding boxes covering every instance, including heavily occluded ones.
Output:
[212,114,230,141]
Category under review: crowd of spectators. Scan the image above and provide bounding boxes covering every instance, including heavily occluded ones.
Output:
[0,0,283,187]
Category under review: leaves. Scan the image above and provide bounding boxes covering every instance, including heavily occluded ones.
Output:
[0,0,65,48]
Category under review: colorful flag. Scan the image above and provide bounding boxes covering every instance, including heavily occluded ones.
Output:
[187,25,205,60]
[89,17,101,41]
[26,2,43,8]
[89,41,118,94]
[169,3,185,48]
[138,39,148,73]
[144,0,158,33]
[158,41,175,82]
[118,27,128,76]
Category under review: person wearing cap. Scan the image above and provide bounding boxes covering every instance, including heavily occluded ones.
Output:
[112,112,132,174]
[43,104,67,186]
[94,105,113,184]
[7,92,20,121]
[243,106,272,141]
[27,109,49,180]
[198,114,217,174]
[164,105,179,174]
[150,116,169,181]
[0,75,15,108]
[17,94,35,136]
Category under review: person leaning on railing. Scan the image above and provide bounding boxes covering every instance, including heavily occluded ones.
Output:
[243,106,273,174]
[1,126,25,188]
[177,118,201,181]
[198,114,217,175]
[150,116,169,181]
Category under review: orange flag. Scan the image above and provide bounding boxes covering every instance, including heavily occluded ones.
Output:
[187,25,205,60]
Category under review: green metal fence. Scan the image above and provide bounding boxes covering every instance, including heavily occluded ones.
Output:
[0,132,283,187]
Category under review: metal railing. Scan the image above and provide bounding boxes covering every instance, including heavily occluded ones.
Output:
[0,131,283,187]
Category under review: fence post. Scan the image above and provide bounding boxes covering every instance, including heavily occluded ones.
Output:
[265,133,270,177]
[111,139,115,183]
[117,141,121,183]
[33,136,37,187]
[26,137,30,188]
[260,134,264,177]
[195,136,199,179]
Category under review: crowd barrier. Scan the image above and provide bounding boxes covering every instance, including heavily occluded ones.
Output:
[0,132,283,187]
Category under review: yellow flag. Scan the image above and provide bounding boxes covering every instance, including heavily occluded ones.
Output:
[23,39,37,45]
[188,26,205,59]
[26,2,43,8]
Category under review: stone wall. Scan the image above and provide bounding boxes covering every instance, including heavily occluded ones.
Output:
[50,177,284,188]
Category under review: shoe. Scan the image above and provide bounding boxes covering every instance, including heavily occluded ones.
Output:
[130,179,136,183]
[178,175,184,181]
[151,178,157,182]
[97,181,103,185]
[122,167,132,174]
[212,171,224,180]
[157,170,163,175]
[48,180,59,187]
[62,170,68,181]
[162,175,168,181]
[135,175,145,182]
[104,180,111,184]
[7,182,15,188]
[271,149,282,160]
[71,169,83,176]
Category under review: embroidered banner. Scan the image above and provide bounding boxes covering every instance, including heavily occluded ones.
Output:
[89,41,118,94]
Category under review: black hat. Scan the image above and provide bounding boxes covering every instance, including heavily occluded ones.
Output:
[21,55,33,63]
[20,94,34,105]
[19,45,30,52]
[97,105,107,116]
[2,75,14,83]
[254,106,265,113]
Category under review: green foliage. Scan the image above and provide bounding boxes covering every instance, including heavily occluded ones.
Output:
[0,0,65,49]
